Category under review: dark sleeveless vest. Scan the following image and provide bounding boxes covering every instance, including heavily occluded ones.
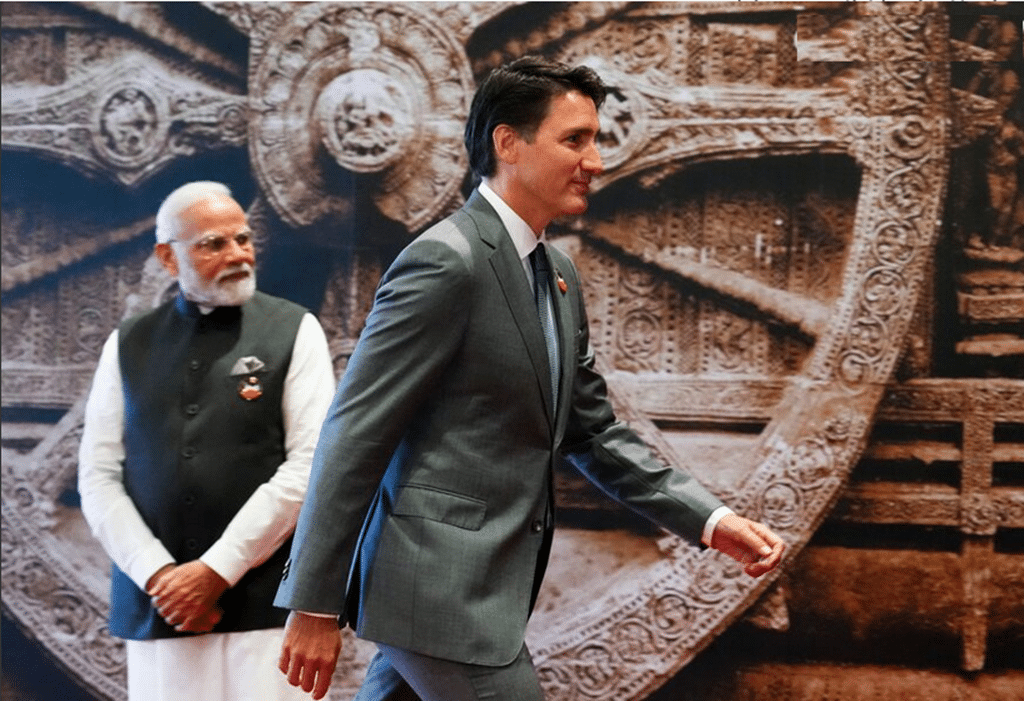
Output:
[110,291,306,640]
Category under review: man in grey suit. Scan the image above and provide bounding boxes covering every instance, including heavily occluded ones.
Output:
[275,56,786,701]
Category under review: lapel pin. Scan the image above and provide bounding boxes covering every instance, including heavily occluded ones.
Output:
[238,375,263,401]
[556,270,567,295]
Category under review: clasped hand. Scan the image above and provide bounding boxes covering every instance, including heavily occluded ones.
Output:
[146,560,229,633]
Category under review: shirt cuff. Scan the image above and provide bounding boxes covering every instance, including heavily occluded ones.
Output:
[702,505,734,547]
[199,541,249,588]
[128,541,176,592]
[298,610,340,620]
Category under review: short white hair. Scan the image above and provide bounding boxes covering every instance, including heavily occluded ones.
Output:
[155,181,233,243]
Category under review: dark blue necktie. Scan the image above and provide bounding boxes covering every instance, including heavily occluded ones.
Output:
[529,243,560,409]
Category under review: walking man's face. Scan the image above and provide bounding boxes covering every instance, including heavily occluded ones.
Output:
[499,90,604,233]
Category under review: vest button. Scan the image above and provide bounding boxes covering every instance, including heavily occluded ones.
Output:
[185,404,200,416]
[189,360,201,371]
[183,494,196,506]
[530,519,543,534]
[181,447,197,459]
[186,538,199,550]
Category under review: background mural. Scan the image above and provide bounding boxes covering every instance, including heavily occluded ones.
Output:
[2,2,1022,700]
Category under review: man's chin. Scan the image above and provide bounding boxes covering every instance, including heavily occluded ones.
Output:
[561,198,589,217]
[220,277,257,306]
[197,276,256,306]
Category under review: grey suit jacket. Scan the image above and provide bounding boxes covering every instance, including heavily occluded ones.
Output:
[275,190,724,665]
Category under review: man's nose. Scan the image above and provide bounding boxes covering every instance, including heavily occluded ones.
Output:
[582,143,603,175]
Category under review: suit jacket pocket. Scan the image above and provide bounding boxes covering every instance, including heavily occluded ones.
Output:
[392,484,487,531]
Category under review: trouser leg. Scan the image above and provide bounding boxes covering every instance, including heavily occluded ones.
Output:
[353,650,420,701]
[375,643,544,701]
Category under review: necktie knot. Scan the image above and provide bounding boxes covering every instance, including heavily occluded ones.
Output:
[529,243,550,286]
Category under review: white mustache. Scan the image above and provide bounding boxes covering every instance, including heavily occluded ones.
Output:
[216,263,254,283]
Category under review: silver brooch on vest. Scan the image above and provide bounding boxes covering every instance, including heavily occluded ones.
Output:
[231,356,265,401]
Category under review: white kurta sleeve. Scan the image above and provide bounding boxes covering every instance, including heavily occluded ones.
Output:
[78,330,176,591]
[199,312,336,587]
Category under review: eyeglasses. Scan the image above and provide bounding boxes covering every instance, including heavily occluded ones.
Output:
[168,231,254,255]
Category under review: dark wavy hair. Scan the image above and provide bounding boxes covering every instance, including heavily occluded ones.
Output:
[464,56,607,179]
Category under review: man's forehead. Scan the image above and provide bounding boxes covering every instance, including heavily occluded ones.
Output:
[180,195,246,229]
[549,89,598,112]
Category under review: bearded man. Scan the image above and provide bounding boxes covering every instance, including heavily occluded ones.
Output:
[78,181,336,701]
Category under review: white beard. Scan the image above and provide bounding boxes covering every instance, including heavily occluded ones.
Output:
[178,262,256,307]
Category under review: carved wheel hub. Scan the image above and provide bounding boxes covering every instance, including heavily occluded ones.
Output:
[315,68,418,174]
[249,3,473,231]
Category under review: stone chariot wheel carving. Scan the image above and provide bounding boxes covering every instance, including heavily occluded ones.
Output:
[1,4,955,701]
[248,2,474,232]
[524,6,952,699]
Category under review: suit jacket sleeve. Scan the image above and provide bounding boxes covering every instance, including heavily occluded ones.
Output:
[275,230,472,617]
[558,258,724,543]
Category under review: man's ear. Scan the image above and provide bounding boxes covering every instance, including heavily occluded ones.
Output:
[492,124,520,165]
[154,243,179,277]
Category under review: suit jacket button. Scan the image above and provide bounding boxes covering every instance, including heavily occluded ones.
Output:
[530,519,543,533]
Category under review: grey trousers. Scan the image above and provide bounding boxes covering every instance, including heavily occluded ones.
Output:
[353,643,544,701]
[352,650,418,701]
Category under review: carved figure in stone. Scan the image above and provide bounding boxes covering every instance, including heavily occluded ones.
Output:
[98,88,159,159]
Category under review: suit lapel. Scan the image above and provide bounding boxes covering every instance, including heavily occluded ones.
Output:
[464,193,558,425]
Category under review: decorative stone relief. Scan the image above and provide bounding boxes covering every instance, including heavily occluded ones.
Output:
[247,3,473,232]
[4,3,1020,701]
[2,56,246,185]
[526,5,953,698]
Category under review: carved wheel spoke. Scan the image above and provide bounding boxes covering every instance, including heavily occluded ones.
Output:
[588,220,831,339]
[0,60,247,187]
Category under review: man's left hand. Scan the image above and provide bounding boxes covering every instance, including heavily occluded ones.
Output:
[710,513,786,578]
[148,560,229,632]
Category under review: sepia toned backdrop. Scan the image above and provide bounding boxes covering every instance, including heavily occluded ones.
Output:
[2,2,1022,700]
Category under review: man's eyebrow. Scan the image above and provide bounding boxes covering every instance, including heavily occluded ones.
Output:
[561,125,598,138]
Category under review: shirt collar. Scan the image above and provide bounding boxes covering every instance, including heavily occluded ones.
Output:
[174,293,240,322]
[478,179,543,261]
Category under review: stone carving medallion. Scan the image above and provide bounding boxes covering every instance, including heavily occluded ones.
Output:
[248,3,473,232]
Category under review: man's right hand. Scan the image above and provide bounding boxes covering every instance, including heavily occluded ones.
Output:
[279,610,342,700]
[145,562,223,633]
[148,560,228,633]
